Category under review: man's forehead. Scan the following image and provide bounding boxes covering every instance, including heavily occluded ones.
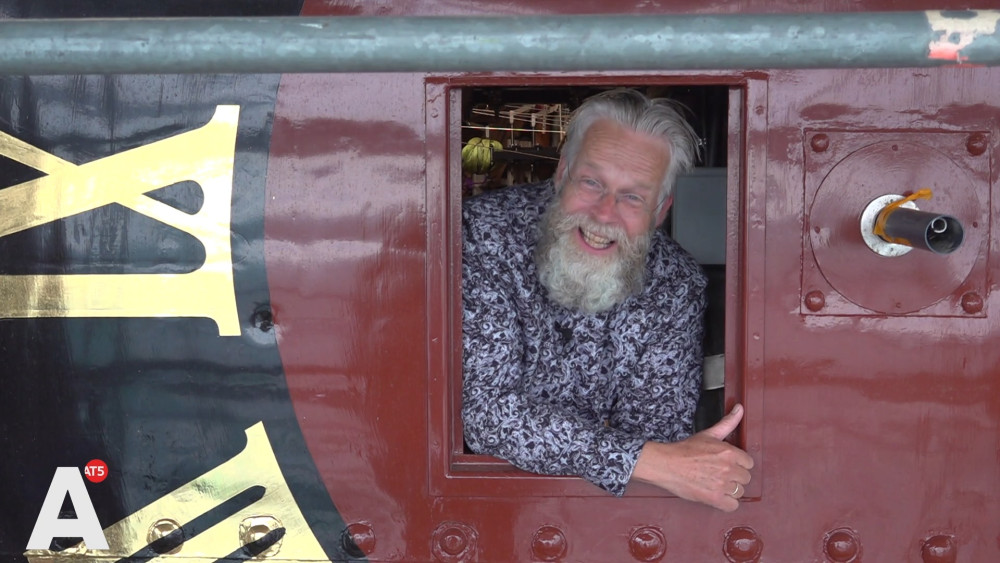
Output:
[575,121,671,190]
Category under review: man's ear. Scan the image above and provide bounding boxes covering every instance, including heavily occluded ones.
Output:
[655,195,673,227]
[555,158,567,188]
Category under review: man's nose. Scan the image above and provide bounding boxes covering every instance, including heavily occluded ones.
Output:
[591,192,619,222]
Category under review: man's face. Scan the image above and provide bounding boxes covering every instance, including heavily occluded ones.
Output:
[557,119,672,248]
[535,120,672,313]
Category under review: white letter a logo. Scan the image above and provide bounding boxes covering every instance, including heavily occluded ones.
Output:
[26,467,109,550]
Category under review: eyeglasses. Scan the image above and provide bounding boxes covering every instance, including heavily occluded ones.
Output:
[566,173,664,217]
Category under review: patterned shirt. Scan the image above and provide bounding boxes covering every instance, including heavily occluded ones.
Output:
[461,180,707,496]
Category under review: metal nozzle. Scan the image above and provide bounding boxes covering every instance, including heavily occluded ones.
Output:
[878,207,964,255]
[860,193,965,257]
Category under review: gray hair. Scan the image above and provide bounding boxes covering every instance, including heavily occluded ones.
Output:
[558,88,700,210]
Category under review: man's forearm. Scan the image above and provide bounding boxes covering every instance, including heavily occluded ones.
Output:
[462,389,646,495]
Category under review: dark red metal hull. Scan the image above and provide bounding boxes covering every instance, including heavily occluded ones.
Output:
[0,1,997,561]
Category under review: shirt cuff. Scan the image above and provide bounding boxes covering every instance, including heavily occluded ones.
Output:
[587,431,647,497]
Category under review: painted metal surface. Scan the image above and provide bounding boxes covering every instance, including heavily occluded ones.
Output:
[0,11,999,74]
[758,65,998,562]
[0,1,357,561]
[0,0,997,562]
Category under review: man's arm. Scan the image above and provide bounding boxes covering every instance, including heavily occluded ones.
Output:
[610,247,754,510]
[462,364,646,496]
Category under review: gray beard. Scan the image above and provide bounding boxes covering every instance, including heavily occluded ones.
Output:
[534,204,652,314]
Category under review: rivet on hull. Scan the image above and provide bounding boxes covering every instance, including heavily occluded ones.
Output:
[723,526,763,563]
[804,290,826,312]
[239,515,284,559]
[531,525,567,561]
[628,526,666,562]
[823,528,861,563]
[966,132,988,156]
[432,521,478,562]
[921,534,957,563]
[340,522,376,559]
[961,291,984,314]
[810,133,830,153]
[146,518,183,555]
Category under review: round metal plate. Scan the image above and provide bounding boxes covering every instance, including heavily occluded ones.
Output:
[808,141,982,314]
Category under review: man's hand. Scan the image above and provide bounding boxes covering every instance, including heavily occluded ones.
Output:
[630,404,754,512]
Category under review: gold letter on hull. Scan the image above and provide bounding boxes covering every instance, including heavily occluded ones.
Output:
[0,106,241,336]
[25,422,331,562]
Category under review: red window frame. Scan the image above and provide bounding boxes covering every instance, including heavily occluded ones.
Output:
[426,73,766,498]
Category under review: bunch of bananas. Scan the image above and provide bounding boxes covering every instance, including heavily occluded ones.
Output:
[461,137,503,174]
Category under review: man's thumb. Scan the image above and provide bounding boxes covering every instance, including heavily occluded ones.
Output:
[701,403,744,440]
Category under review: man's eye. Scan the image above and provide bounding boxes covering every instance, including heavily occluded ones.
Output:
[621,193,645,206]
[581,178,602,189]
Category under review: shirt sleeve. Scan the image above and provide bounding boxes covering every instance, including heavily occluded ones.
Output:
[460,211,647,496]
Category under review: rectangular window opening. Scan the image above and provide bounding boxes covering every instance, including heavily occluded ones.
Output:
[427,77,759,497]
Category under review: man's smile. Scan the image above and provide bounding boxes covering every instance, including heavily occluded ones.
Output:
[578,227,617,252]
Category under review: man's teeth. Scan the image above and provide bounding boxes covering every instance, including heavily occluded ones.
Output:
[581,229,613,249]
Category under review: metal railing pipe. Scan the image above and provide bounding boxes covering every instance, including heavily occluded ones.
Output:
[0,11,997,74]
